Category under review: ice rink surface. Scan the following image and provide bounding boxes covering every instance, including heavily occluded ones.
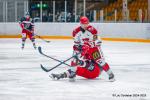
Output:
[0,38,150,100]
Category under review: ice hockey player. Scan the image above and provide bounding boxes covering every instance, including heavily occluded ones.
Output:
[19,11,36,49]
[50,16,115,82]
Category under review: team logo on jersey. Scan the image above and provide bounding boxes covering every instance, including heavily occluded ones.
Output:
[92,51,100,60]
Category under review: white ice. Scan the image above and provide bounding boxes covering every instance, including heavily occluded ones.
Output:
[0,38,150,100]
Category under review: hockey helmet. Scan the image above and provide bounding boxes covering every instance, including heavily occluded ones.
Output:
[25,11,30,16]
[80,16,89,24]
[25,11,30,20]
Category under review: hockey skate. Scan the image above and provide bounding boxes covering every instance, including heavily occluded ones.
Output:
[21,43,25,50]
[33,45,37,49]
[108,73,115,82]
[49,72,67,80]
[33,43,37,49]
[21,46,24,50]
[68,69,76,82]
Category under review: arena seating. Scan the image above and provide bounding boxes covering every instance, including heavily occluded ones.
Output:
[102,0,148,21]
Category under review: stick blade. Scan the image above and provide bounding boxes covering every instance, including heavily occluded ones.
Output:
[40,64,49,72]
[45,40,51,43]
[38,46,42,54]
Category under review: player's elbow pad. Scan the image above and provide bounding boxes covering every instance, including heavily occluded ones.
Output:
[95,40,102,46]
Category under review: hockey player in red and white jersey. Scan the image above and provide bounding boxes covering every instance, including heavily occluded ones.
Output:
[19,12,36,49]
[50,16,115,82]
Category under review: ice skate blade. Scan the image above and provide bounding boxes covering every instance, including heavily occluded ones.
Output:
[21,47,24,50]
[33,46,37,49]
[109,78,115,82]
[69,78,75,82]
[49,75,57,80]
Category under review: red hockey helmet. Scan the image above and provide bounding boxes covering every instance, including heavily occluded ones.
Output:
[80,16,89,24]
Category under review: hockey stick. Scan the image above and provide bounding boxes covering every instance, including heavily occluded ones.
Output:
[23,28,51,43]
[38,46,72,66]
[38,46,78,72]
[35,35,51,43]
[40,62,71,72]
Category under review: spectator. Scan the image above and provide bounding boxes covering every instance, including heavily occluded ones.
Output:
[47,13,53,22]
[34,13,40,22]
[55,12,60,22]
[57,13,62,22]
[42,13,48,22]
[70,13,75,22]
[67,12,71,22]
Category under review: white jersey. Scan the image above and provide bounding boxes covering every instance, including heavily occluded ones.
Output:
[72,25,98,47]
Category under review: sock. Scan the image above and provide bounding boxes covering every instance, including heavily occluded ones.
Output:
[102,63,114,75]
[102,63,110,72]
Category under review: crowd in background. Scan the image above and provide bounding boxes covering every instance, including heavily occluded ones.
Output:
[33,11,94,22]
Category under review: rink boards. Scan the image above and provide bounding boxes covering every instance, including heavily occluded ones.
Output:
[0,35,150,43]
[0,23,150,43]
